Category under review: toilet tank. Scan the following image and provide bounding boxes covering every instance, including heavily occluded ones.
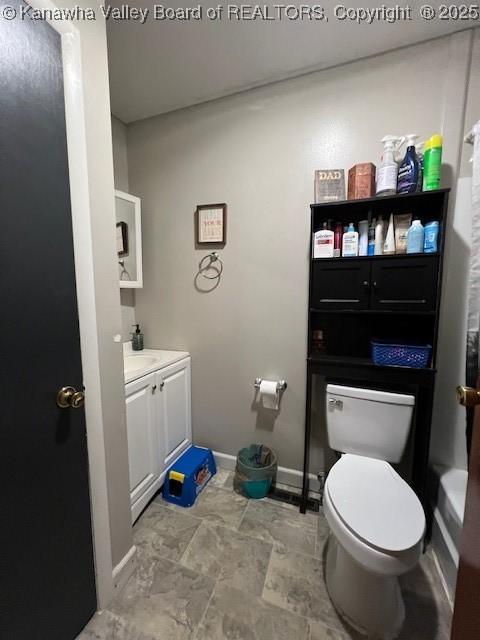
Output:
[326,384,415,463]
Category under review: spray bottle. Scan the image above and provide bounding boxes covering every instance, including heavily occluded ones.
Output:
[423,134,443,191]
[397,134,420,194]
[376,136,404,197]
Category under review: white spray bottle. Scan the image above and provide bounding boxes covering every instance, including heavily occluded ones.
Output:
[376,135,404,197]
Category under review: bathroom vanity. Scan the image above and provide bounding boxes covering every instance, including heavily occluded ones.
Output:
[124,348,192,521]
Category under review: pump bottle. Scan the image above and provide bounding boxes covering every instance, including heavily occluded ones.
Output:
[376,136,404,197]
[131,324,144,351]
[342,223,359,257]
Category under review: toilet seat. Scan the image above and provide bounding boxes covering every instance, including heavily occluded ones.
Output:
[326,454,425,553]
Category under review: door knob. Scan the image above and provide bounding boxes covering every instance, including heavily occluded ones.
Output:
[456,385,480,408]
[56,386,85,409]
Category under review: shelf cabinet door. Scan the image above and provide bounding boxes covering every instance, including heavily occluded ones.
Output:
[370,256,439,312]
[156,357,192,470]
[125,373,159,509]
[311,260,370,310]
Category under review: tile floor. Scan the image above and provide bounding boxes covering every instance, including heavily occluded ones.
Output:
[78,468,452,640]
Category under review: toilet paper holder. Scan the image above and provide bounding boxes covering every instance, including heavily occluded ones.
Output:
[254,378,287,392]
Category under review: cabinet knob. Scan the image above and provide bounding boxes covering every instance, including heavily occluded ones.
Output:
[362,280,369,287]
[373,281,378,288]
[151,385,157,394]
[159,381,165,390]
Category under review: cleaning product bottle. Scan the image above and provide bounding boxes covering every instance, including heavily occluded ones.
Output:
[333,222,343,258]
[376,136,404,197]
[313,222,334,258]
[383,213,395,254]
[424,221,439,253]
[131,324,144,351]
[368,218,376,256]
[423,134,443,191]
[342,223,359,257]
[358,220,369,256]
[375,215,384,255]
[397,134,419,194]
[406,219,425,254]
[416,141,425,192]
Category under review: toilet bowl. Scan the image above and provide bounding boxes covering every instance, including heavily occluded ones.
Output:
[323,385,426,639]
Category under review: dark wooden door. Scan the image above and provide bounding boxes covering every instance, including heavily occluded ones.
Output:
[311,259,370,310]
[0,2,97,638]
[451,381,480,639]
[370,256,439,312]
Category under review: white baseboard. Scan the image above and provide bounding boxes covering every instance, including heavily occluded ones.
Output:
[431,506,458,606]
[131,475,163,523]
[112,545,136,594]
[430,544,454,610]
[213,450,321,493]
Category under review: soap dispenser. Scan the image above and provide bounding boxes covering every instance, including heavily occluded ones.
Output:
[131,324,144,351]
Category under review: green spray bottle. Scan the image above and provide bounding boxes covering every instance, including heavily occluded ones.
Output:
[422,134,443,191]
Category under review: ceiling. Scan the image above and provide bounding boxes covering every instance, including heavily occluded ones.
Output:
[107,1,466,123]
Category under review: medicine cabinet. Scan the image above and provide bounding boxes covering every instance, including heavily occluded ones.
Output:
[115,189,143,288]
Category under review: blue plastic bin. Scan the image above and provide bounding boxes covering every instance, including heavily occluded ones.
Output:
[162,445,216,507]
[371,340,432,368]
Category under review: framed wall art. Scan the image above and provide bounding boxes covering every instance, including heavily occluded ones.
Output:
[195,203,227,245]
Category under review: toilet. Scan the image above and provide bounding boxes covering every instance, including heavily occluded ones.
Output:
[323,384,426,639]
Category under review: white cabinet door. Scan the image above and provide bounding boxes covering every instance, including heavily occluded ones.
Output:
[125,373,159,512]
[156,358,192,469]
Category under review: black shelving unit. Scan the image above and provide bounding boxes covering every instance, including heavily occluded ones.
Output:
[300,188,450,514]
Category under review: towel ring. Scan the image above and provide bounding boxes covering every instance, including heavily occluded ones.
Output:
[199,252,223,280]
[118,259,131,281]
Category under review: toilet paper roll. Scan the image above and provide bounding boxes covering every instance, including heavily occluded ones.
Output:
[259,380,279,410]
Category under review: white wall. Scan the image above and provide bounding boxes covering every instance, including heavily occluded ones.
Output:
[62,2,132,570]
[127,31,474,475]
[111,115,137,340]
[112,115,129,191]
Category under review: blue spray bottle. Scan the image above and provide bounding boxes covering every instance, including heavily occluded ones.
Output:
[397,134,420,194]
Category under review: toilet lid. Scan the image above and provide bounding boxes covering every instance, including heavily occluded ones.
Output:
[326,455,425,552]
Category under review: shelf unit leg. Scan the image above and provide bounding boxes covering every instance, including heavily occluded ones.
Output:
[300,367,313,514]
[412,384,435,514]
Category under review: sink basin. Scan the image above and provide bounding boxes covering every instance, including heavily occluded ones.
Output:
[124,355,157,374]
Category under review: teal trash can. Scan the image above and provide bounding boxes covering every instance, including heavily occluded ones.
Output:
[234,444,277,499]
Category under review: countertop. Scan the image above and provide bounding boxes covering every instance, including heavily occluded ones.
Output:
[123,346,190,384]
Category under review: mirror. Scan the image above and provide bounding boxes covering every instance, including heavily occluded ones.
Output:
[115,189,143,288]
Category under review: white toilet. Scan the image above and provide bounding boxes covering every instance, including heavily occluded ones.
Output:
[323,384,426,640]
